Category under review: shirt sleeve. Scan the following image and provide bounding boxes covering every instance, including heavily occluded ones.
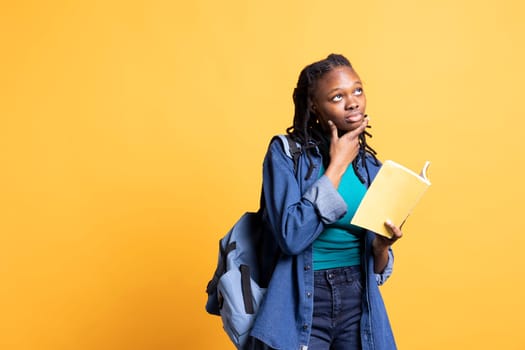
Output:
[262,138,347,255]
[303,175,348,224]
[375,247,394,285]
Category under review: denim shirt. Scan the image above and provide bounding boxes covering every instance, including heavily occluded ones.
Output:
[250,136,397,350]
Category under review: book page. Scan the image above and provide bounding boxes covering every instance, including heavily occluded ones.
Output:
[351,160,431,238]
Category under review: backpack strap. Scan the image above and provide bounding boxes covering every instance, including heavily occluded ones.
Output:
[240,264,255,314]
[275,134,302,174]
[205,239,236,297]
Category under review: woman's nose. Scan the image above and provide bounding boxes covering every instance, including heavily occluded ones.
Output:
[346,98,359,110]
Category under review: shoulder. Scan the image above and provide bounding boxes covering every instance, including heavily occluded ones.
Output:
[265,134,301,158]
[263,135,308,176]
[271,135,302,158]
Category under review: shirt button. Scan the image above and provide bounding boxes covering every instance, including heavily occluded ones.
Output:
[304,265,311,271]
[307,292,312,298]
[328,273,334,279]
[303,324,308,330]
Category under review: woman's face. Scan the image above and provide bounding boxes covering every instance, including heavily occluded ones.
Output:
[311,66,367,134]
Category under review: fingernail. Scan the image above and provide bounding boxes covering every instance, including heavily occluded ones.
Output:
[385,219,392,226]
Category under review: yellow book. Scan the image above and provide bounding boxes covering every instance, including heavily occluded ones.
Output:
[351,160,431,238]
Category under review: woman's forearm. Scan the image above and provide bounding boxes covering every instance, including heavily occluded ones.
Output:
[372,241,390,274]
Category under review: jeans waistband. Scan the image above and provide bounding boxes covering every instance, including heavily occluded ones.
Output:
[314,265,362,285]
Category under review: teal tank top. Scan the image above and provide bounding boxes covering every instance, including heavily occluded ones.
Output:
[313,166,367,270]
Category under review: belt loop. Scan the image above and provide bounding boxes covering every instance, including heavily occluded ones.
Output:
[345,268,352,282]
[345,266,361,282]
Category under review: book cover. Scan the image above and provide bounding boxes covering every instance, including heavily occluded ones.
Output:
[351,160,431,238]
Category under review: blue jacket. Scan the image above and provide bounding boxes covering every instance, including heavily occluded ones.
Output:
[250,136,396,350]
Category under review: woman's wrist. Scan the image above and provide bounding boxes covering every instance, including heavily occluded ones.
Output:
[372,237,390,273]
[324,163,348,188]
[372,237,390,256]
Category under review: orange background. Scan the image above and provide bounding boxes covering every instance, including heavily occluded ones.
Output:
[1,1,524,349]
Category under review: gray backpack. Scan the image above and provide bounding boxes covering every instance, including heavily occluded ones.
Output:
[205,135,301,349]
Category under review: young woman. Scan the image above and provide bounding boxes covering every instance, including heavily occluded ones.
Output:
[248,54,402,350]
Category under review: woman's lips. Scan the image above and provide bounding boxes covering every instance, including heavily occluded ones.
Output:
[344,112,364,123]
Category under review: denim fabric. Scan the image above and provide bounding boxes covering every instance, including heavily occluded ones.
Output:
[309,267,363,350]
[250,136,397,350]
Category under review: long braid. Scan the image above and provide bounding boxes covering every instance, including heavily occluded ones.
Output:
[352,120,379,183]
[287,54,379,181]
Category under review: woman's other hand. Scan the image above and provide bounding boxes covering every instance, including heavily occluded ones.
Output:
[372,220,403,273]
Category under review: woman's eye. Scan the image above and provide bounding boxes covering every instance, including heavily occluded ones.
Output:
[354,88,363,96]
[332,94,343,102]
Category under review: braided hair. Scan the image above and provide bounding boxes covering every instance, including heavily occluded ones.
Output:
[286,53,379,182]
